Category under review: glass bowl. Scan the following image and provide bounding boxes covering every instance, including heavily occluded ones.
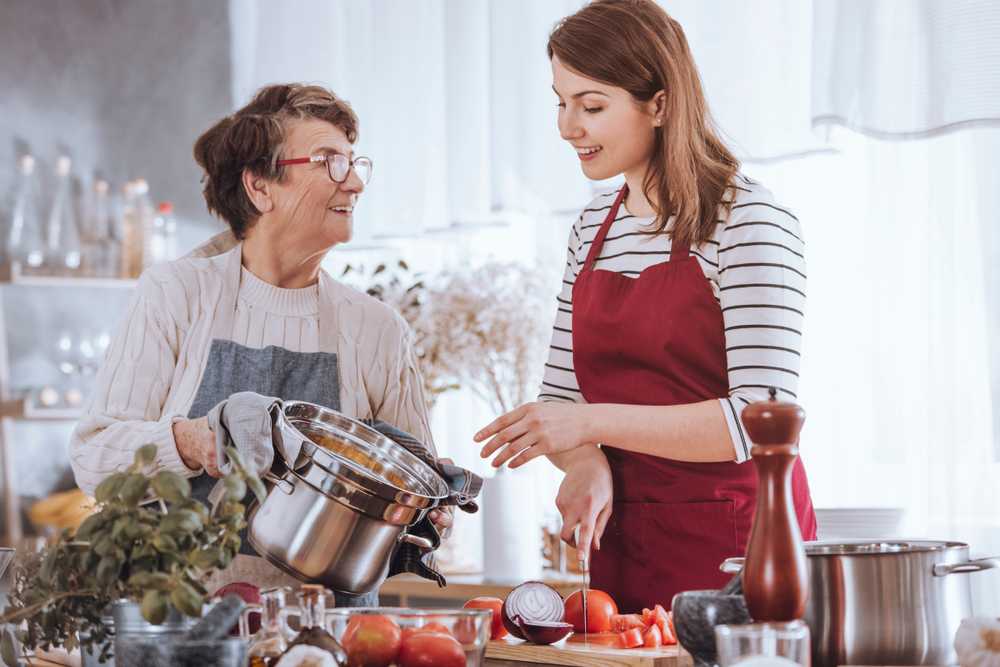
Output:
[325,607,492,667]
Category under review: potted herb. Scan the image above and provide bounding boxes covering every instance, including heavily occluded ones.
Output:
[0,443,265,666]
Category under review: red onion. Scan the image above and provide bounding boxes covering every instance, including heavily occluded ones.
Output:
[501,581,566,640]
[514,617,574,645]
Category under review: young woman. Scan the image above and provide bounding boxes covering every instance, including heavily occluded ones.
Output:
[476,0,816,612]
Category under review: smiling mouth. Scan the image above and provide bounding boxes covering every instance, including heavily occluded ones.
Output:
[576,146,602,155]
[328,205,354,213]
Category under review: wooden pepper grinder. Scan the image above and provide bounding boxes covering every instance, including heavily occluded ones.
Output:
[740,387,808,621]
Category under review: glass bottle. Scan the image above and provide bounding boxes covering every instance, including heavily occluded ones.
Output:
[281,585,347,666]
[120,179,154,278]
[246,587,297,667]
[46,155,82,275]
[150,201,176,264]
[5,154,46,275]
[82,179,115,277]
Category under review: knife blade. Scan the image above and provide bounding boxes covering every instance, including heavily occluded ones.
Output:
[576,525,589,639]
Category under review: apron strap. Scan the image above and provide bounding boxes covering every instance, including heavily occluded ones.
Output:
[582,185,629,273]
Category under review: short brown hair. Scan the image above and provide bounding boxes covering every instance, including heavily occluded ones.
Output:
[193,83,359,239]
[549,0,739,247]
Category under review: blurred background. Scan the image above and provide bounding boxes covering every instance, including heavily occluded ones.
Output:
[1,0,998,609]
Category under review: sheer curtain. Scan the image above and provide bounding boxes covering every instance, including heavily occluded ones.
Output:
[229,2,1000,594]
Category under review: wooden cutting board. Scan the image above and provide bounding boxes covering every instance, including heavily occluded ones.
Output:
[485,637,693,667]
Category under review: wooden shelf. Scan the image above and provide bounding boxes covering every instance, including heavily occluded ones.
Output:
[1,264,136,289]
[1,398,82,421]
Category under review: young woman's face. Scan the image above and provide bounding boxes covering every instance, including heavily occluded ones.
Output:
[551,55,659,181]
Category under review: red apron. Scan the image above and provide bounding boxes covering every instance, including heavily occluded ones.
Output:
[573,186,817,613]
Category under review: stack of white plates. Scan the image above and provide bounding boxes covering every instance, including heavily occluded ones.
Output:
[814,507,905,540]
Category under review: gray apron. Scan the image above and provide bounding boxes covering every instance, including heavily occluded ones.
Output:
[186,245,378,607]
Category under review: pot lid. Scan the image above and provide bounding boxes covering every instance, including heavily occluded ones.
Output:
[805,539,968,556]
[280,401,450,505]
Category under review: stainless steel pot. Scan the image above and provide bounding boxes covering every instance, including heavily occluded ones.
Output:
[722,540,1000,666]
[248,401,450,594]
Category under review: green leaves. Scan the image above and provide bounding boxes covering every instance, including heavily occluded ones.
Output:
[0,440,265,657]
[1,629,17,667]
[152,471,191,504]
[169,581,203,618]
[141,590,169,625]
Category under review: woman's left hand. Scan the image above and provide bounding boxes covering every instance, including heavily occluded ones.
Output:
[475,402,590,469]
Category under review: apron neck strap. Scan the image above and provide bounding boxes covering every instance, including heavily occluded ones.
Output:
[581,185,692,269]
[582,185,629,273]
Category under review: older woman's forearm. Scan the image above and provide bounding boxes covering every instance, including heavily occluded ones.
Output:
[70,413,195,495]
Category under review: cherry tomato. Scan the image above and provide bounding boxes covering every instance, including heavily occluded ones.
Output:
[341,615,402,667]
[463,596,507,640]
[564,589,618,634]
[619,627,644,648]
[610,613,645,632]
[398,631,465,667]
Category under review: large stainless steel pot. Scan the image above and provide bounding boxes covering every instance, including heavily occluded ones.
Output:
[722,540,1000,666]
[248,401,450,594]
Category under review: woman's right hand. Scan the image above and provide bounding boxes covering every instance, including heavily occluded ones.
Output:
[556,447,613,565]
[172,416,220,477]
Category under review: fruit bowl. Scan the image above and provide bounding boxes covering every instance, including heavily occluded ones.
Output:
[325,607,492,667]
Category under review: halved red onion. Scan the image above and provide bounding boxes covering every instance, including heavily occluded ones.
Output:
[514,617,574,645]
[501,581,565,639]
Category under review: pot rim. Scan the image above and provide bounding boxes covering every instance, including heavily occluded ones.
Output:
[805,538,969,556]
[280,401,450,503]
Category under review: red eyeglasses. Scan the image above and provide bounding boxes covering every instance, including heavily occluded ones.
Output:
[276,153,373,184]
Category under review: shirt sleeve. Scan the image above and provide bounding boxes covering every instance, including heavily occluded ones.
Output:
[69,268,194,495]
[538,218,586,404]
[717,191,806,462]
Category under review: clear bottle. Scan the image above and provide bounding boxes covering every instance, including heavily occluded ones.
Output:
[281,585,347,666]
[120,179,155,278]
[46,156,82,275]
[82,179,115,277]
[5,154,46,275]
[246,587,297,667]
[150,201,176,264]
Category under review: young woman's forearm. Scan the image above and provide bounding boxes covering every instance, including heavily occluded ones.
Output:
[581,399,736,462]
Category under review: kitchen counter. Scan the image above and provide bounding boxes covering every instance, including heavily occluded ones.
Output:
[483,637,692,667]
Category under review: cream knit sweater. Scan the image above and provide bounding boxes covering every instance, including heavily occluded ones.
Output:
[70,239,433,495]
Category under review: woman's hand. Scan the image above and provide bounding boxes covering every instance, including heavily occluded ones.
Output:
[557,448,614,562]
[172,417,220,477]
[474,402,591,469]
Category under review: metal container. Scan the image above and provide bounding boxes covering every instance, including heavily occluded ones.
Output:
[248,401,449,594]
[722,539,1000,666]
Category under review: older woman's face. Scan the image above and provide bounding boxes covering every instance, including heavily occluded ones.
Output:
[269,118,364,248]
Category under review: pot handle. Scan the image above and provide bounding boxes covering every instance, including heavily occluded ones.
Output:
[933,556,1000,576]
[264,471,295,495]
[398,533,435,550]
[720,557,745,574]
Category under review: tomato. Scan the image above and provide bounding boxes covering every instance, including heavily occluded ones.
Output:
[398,631,465,667]
[610,613,645,632]
[642,623,663,648]
[619,627,644,649]
[661,610,677,645]
[341,615,402,667]
[563,589,618,633]
[401,621,453,642]
[463,596,507,640]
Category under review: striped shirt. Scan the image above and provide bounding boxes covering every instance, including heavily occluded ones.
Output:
[538,174,805,463]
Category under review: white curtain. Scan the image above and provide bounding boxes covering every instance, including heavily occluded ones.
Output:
[230,2,1000,596]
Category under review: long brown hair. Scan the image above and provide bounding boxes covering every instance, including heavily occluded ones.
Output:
[548,0,739,247]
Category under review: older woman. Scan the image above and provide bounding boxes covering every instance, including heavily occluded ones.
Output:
[69,83,451,606]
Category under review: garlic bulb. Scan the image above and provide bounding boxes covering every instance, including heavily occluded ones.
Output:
[955,617,1000,667]
[273,644,340,667]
